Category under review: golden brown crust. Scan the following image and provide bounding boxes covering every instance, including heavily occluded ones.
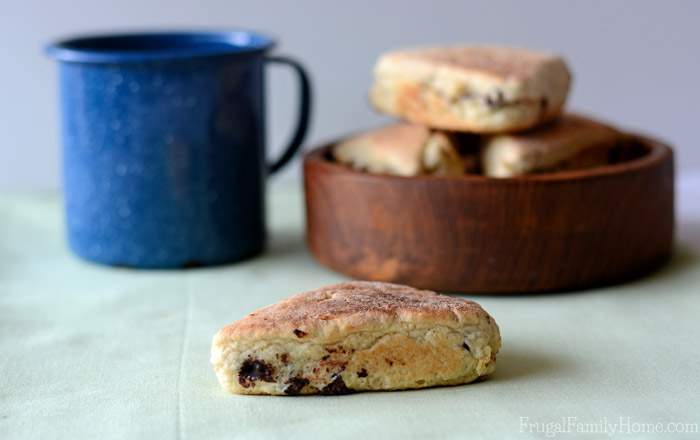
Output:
[333,124,430,176]
[352,123,430,149]
[219,281,486,342]
[370,46,571,133]
[388,46,561,81]
[481,113,623,177]
[495,114,619,147]
[332,124,464,176]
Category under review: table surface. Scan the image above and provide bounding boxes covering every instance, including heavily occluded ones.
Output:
[1,176,700,440]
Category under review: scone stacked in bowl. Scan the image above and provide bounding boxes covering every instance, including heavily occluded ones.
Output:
[307,44,674,294]
[335,45,633,178]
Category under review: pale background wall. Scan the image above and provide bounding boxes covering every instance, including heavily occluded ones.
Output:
[0,0,698,190]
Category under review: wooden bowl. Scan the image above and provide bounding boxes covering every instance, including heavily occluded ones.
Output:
[303,135,674,294]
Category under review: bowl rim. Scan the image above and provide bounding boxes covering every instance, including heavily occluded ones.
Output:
[304,132,672,184]
[45,29,276,64]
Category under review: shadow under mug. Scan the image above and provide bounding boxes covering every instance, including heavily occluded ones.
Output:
[46,30,311,268]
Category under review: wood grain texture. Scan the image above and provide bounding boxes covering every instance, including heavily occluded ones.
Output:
[303,135,674,294]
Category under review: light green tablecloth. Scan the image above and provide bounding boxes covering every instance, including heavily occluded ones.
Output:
[1,180,699,439]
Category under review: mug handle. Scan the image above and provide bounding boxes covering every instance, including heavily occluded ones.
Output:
[264,55,312,175]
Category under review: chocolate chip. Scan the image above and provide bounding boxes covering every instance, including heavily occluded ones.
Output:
[462,342,471,352]
[357,369,368,378]
[320,374,352,395]
[293,329,307,338]
[283,377,309,395]
[279,353,290,364]
[321,355,330,361]
[238,359,275,388]
[485,90,505,108]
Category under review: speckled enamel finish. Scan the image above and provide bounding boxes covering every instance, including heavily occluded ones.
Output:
[47,32,310,268]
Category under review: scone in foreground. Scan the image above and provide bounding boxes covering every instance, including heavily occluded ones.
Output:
[370,46,571,133]
[211,281,501,395]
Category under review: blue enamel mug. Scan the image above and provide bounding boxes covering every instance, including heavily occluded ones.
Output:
[46,31,311,268]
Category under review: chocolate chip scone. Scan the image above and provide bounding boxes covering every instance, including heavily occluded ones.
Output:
[370,46,571,133]
[211,281,501,395]
[333,123,465,177]
[481,113,623,177]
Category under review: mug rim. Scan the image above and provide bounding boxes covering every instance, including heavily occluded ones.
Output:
[45,30,276,63]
